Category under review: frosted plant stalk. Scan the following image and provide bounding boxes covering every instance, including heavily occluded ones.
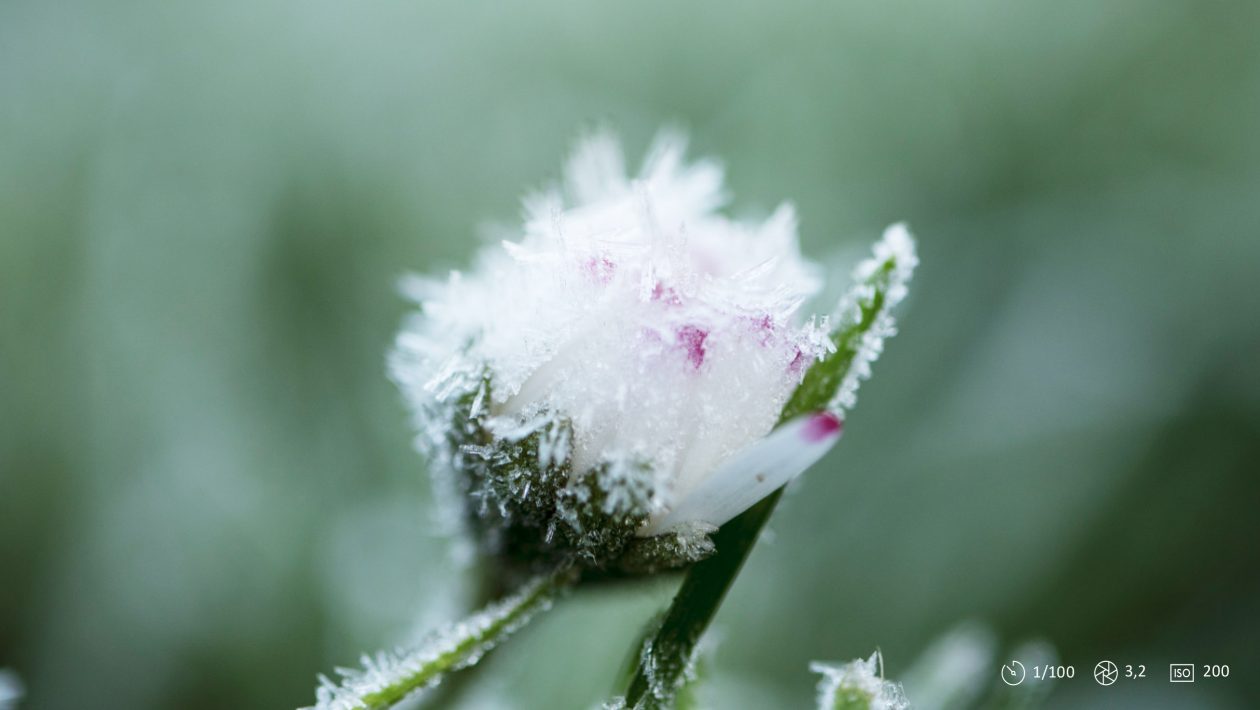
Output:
[307,567,573,710]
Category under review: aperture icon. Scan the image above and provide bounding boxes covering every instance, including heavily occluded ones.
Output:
[1094,660,1118,686]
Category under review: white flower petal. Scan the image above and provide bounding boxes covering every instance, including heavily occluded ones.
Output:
[639,411,843,536]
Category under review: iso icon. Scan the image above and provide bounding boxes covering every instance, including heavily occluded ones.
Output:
[1170,664,1195,683]
[1094,660,1118,686]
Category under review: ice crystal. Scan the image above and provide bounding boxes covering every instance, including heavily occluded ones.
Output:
[635,620,703,707]
[307,569,569,710]
[811,652,908,710]
[389,129,916,570]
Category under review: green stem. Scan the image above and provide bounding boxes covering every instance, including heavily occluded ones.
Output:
[624,490,783,707]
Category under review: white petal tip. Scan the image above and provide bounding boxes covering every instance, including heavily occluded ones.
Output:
[639,412,842,536]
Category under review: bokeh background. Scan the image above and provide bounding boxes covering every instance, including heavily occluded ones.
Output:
[3,2,1258,708]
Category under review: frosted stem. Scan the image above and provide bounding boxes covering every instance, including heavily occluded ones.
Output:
[622,227,916,709]
[309,565,576,710]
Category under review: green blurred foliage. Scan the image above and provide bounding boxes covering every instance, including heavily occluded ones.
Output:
[2,1,1258,708]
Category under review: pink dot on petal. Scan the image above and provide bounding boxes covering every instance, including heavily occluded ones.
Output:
[583,256,616,284]
[802,411,843,442]
[747,314,776,346]
[676,325,708,369]
[651,282,683,305]
[788,348,808,373]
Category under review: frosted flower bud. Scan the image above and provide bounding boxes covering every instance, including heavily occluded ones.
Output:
[390,130,914,572]
[811,653,908,710]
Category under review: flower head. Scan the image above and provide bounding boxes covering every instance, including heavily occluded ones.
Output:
[390,130,915,571]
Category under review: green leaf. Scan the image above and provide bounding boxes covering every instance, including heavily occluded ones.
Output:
[778,260,890,423]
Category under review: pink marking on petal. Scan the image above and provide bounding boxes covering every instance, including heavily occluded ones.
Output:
[676,325,708,370]
[787,348,809,374]
[651,282,683,306]
[801,411,843,443]
[583,255,616,284]
[743,313,777,346]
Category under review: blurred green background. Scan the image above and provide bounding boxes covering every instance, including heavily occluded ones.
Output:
[2,2,1258,708]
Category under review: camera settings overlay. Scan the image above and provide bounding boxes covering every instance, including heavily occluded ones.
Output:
[997,660,1231,687]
